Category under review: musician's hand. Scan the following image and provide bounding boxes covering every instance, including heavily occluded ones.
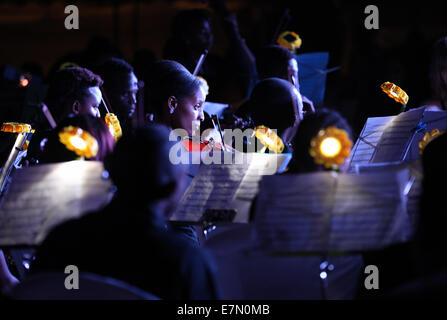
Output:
[302,95,315,114]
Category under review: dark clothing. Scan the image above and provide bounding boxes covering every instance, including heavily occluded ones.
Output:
[163,14,256,103]
[31,197,220,300]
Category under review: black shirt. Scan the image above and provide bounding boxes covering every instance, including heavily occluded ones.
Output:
[31,197,220,300]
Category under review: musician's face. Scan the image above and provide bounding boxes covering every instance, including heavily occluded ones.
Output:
[74,86,102,118]
[113,72,139,120]
[189,20,213,52]
[171,87,205,136]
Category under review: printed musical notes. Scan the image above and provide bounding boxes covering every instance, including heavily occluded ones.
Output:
[355,160,422,236]
[372,108,425,163]
[0,161,113,246]
[170,152,291,224]
[254,168,411,252]
[349,109,447,171]
[348,115,395,172]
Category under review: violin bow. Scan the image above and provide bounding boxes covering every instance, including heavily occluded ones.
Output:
[40,103,57,129]
[100,87,114,114]
[211,114,227,151]
[193,49,209,76]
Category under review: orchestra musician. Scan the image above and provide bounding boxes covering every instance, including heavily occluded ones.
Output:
[287,108,352,173]
[93,58,139,134]
[145,60,224,152]
[163,2,256,104]
[26,67,104,164]
[255,44,315,114]
[30,124,221,299]
[39,114,115,164]
[235,78,302,152]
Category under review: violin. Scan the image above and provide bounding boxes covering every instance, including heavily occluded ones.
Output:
[182,136,225,152]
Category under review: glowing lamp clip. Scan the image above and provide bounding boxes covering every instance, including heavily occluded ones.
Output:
[380,82,409,112]
[1,122,32,133]
[105,113,122,141]
[277,31,302,52]
[58,126,98,159]
[418,129,445,154]
[254,126,285,154]
[309,126,352,169]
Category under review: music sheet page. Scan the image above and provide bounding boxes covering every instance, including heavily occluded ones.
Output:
[0,161,112,246]
[372,108,425,163]
[348,115,395,172]
[254,169,410,252]
[170,152,291,224]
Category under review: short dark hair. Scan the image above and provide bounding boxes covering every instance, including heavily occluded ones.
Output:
[145,60,201,120]
[289,108,352,173]
[104,123,181,202]
[255,45,295,80]
[243,78,298,136]
[45,67,103,123]
[94,58,134,94]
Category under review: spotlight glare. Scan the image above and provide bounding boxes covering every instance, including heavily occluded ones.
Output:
[19,78,29,87]
[69,136,87,150]
[320,137,341,157]
[262,135,274,146]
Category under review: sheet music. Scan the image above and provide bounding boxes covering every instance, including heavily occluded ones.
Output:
[170,152,291,224]
[0,161,113,246]
[254,169,410,252]
[355,160,422,235]
[203,102,229,118]
[254,172,337,251]
[372,108,425,163]
[348,115,395,172]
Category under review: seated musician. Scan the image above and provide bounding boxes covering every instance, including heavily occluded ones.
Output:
[235,78,302,152]
[287,108,352,173]
[163,5,256,104]
[39,114,115,164]
[254,44,314,114]
[145,60,208,152]
[93,58,139,134]
[30,124,221,300]
[26,67,104,164]
[45,67,103,123]
[204,108,363,299]
[289,110,418,298]
[387,133,447,298]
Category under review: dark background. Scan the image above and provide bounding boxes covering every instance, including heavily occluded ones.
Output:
[1,0,447,136]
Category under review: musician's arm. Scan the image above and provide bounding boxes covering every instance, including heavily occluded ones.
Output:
[211,0,256,99]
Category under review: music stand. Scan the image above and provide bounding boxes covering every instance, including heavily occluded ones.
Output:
[296,52,340,106]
